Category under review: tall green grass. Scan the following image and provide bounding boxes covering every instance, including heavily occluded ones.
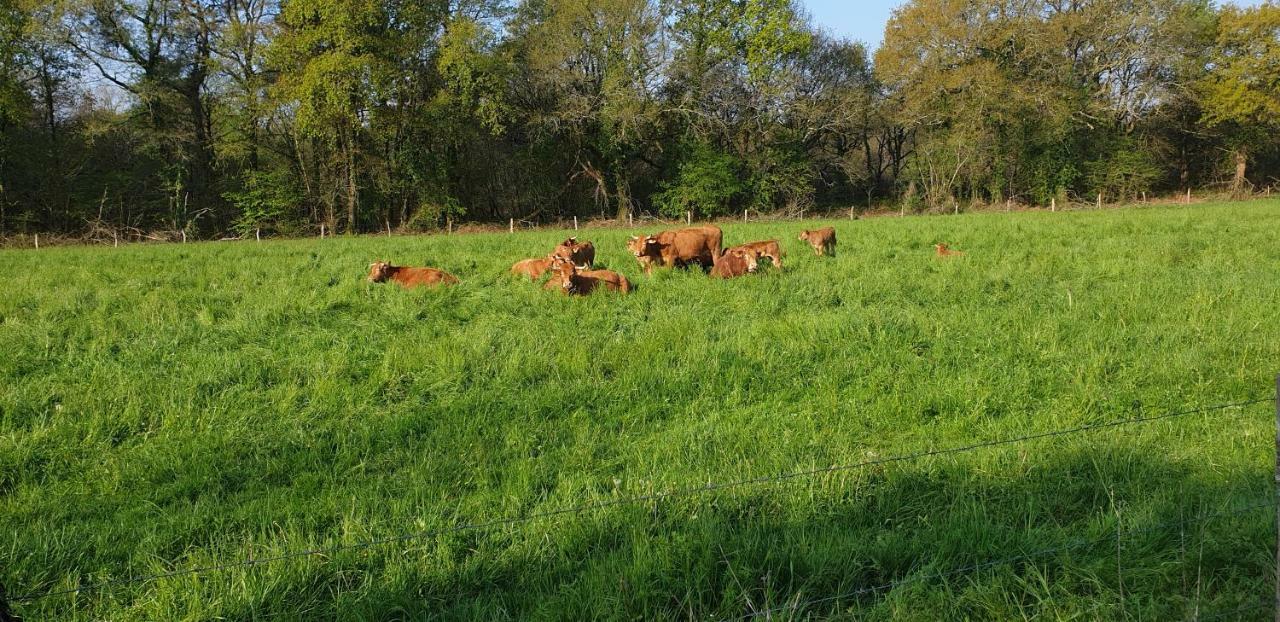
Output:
[2,201,1279,620]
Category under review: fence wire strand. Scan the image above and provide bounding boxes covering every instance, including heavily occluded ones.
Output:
[9,396,1273,605]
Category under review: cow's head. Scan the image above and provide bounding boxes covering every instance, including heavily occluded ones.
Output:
[736,249,759,273]
[798,230,811,242]
[555,261,579,293]
[367,261,392,283]
[627,235,659,258]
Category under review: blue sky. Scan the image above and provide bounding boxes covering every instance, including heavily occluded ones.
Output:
[802,0,1266,50]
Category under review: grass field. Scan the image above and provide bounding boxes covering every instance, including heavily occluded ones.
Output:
[2,200,1279,620]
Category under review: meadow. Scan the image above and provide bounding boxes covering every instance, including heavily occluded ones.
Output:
[2,200,1279,620]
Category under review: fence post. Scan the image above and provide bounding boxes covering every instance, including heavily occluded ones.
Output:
[628,212,633,227]
[509,218,514,234]
[1051,197,1057,212]
[574,216,579,231]
[686,211,692,225]
[1186,188,1192,205]
[33,234,38,250]
[1275,373,1279,622]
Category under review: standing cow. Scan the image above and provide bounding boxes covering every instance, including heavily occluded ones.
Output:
[798,227,837,257]
[626,225,723,274]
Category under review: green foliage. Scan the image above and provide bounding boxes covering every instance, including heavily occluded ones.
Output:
[653,143,742,218]
[1084,142,1163,201]
[2,201,1278,618]
[224,169,304,236]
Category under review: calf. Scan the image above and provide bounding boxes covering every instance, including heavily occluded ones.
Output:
[730,240,783,271]
[710,248,759,279]
[626,225,723,274]
[548,260,631,295]
[511,256,555,280]
[798,227,837,256]
[553,237,596,269]
[367,261,459,288]
[935,243,965,257]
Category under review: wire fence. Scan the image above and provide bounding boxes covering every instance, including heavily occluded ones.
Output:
[4,394,1276,619]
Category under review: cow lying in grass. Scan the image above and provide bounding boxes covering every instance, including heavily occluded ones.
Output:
[553,237,595,269]
[729,240,783,271]
[935,243,965,257]
[367,261,459,288]
[710,247,758,279]
[546,258,631,295]
[626,225,723,274]
[511,256,555,280]
[798,227,836,256]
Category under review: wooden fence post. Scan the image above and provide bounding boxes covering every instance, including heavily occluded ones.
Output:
[386,220,392,237]
[686,211,692,225]
[849,206,855,220]
[1051,197,1057,212]
[574,216,579,231]
[628,212,633,227]
[256,228,261,242]
[1096,193,1102,209]
[509,218,514,234]
[1186,188,1192,204]
[33,234,38,250]
[320,224,326,239]
[744,209,748,222]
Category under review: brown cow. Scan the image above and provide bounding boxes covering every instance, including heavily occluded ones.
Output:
[367,261,459,288]
[626,225,723,274]
[798,227,837,256]
[729,240,783,271]
[548,260,631,295]
[552,237,596,269]
[935,243,965,257]
[710,248,759,279]
[511,256,555,280]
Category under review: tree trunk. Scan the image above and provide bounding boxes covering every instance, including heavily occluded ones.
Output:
[345,132,358,234]
[1231,148,1248,197]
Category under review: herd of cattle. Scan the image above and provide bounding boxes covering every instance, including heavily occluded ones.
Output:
[367,224,960,295]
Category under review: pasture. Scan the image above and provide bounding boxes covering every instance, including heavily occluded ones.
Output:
[2,200,1279,620]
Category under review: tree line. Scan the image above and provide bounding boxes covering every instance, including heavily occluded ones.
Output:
[0,0,1277,238]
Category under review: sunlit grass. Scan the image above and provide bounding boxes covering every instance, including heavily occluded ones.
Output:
[2,200,1278,620]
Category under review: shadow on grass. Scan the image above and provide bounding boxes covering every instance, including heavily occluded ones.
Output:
[195,439,1274,621]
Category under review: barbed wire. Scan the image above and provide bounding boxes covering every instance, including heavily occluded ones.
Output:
[735,498,1275,620]
[9,395,1272,604]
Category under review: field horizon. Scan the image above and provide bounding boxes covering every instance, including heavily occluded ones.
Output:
[2,199,1278,620]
